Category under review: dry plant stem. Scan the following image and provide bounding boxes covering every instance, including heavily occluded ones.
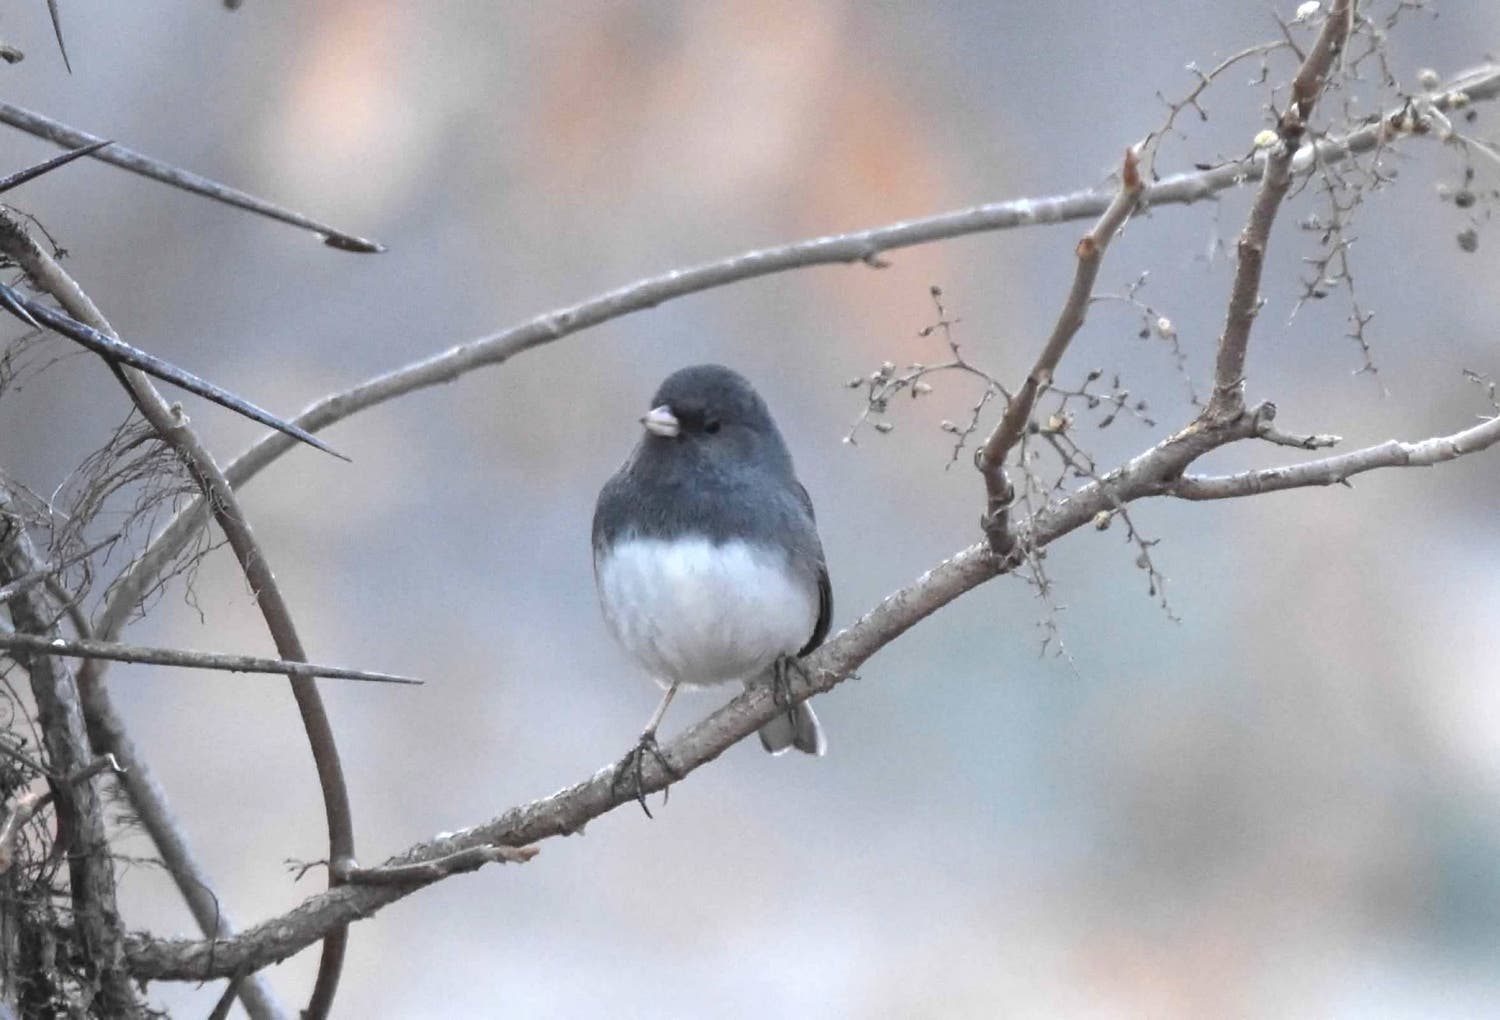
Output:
[976,148,1144,555]
[0,235,335,1019]
[1210,0,1353,419]
[94,62,1500,654]
[0,492,139,1015]
[0,632,421,685]
[0,103,383,252]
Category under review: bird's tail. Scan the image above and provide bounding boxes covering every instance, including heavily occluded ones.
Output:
[757,700,825,756]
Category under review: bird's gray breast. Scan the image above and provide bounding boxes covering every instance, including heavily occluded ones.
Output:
[594,536,818,689]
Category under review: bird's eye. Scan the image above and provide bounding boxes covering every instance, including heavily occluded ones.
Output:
[704,418,721,435]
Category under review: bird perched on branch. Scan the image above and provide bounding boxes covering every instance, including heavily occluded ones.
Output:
[593,364,831,807]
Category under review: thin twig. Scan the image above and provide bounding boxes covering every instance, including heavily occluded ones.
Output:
[45,0,70,73]
[975,147,1145,555]
[1171,414,1500,499]
[0,633,422,685]
[0,103,383,252]
[1208,0,1354,419]
[0,280,346,459]
[0,140,110,195]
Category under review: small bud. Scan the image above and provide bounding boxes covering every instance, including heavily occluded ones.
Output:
[940,420,959,433]
[912,381,933,396]
[880,361,896,374]
[1046,413,1069,433]
[1086,368,1103,381]
[1447,91,1470,108]
[1093,510,1112,531]
[1454,189,1476,209]
[874,421,895,434]
[847,377,865,389]
[1155,316,1177,341]
[1417,68,1440,91]
[1253,129,1279,149]
[1457,228,1479,253]
[1293,0,1320,20]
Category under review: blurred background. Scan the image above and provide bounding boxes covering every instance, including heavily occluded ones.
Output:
[3,2,1500,1016]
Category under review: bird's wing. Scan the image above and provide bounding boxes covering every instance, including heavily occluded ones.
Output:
[794,481,832,656]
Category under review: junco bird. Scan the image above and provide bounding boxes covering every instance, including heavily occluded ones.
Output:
[593,364,831,797]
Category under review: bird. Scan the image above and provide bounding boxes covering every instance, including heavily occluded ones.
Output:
[592,364,832,801]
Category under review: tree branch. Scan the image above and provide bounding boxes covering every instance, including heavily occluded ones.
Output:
[0,103,383,252]
[975,146,1143,555]
[0,632,421,685]
[1170,413,1500,499]
[1208,0,1352,418]
[0,280,345,459]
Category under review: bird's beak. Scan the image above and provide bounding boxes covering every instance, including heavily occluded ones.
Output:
[640,405,680,438]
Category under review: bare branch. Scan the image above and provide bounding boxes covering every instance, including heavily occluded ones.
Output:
[976,147,1144,555]
[344,845,539,886]
[1208,0,1354,418]
[0,633,422,685]
[0,140,109,195]
[0,278,346,459]
[1256,422,1342,449]
[1171,414,1500,500]
[0,103,383,252]
[45,0,70,74]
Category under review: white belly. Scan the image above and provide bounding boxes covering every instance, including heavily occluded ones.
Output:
[596,537,817,688]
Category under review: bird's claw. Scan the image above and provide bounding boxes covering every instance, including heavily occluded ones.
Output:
[612,731,680,818]
[772,653,812,710]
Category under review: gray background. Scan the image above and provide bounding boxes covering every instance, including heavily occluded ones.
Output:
[3,2,1500,1016]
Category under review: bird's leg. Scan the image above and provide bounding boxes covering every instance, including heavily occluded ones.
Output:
[613,684,682,818]
[771,653,812,711]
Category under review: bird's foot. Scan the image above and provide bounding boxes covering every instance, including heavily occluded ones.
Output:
[772,653,812,710]
[612,730,680,818]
